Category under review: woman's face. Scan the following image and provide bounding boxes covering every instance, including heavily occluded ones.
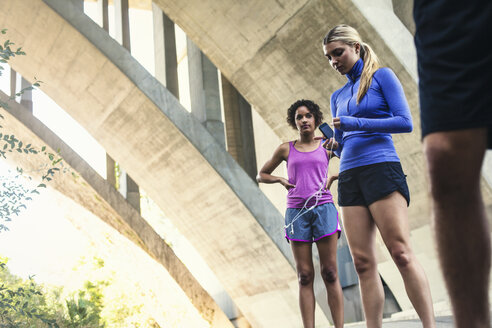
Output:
[295,106,316,134]
[323,40,360,75]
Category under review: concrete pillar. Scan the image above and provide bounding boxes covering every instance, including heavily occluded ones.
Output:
[220,75,257,181]
[114,0,131,50]
[10,68,17,98]
[125,174,140,213]
[106,154,116,186]
[95,0,117,188]
[111,0,140,211]
[20,77,32,112]
[152,4,179,99]
[187,38,225,148]
[97,0,109,31]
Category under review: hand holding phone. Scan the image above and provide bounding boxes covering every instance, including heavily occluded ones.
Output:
[319,122,338,151]
[319,122,334,139]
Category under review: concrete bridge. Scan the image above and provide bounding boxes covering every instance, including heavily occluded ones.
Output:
[2,0,492,326]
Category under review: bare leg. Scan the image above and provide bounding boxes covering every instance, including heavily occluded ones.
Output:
[316,235,344,327]
[424,128,491,328]
[291,241,316,328]
[369,192,435,327]
[341,206,383,328]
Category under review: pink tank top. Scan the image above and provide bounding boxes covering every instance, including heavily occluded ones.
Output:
[286,140,334,208]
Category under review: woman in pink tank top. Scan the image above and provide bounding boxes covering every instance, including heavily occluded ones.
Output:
[257,99,344,328]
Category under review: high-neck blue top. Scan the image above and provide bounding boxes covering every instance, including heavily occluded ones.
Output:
[330,58,413,172]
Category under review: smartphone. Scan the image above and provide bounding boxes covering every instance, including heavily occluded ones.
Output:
[319,122,334,139]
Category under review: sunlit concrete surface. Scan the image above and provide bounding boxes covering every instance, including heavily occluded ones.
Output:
[0,92,235,327]
[0,0,331,326]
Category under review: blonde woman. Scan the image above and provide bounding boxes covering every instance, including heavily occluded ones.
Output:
[322,25,435,327]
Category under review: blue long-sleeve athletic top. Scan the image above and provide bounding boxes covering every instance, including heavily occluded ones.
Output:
[331,58,413,172]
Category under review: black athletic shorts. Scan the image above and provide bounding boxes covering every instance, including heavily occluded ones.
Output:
[414,0,492,147]
[338,162,410,207]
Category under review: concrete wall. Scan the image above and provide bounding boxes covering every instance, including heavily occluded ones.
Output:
[1,0,331,326]
[151,0,492,315]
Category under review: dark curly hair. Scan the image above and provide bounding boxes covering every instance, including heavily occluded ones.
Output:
[286,99,323,129]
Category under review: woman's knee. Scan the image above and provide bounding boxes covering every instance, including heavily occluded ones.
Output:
[320,264,338,284]
[297,268,315,286]
[352,254,376,276]
[389,243,412,269]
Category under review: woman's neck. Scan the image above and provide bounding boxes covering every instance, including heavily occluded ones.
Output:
[298,132,316,144]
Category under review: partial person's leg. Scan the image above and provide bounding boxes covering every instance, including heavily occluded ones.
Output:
[291,241,316,328]
[424,128,491,328]
[369,192,435,328]
[341,206,383,328]
[316,235,344,328]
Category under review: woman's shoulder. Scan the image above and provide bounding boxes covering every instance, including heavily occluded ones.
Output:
[280,141,292,149]
[277,141,292,156]
[373,67,398,81]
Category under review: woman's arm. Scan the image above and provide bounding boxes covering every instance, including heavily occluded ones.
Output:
[330,91,344,158]
[256,142,295,190]
[338,68,413,133]
[326,174,339,190]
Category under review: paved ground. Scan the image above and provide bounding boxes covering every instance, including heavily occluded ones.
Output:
[346,315,454,327]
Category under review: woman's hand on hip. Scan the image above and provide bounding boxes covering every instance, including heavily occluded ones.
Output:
[326,174,339,190]
[280,178,295,190]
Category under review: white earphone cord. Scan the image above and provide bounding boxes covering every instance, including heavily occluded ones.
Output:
[284,140,335,235]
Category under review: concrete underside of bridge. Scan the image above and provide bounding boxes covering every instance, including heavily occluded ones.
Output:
[3,0,492,325]
[1,0,332,326]
[152,0,492,311]
[0,91,235,327]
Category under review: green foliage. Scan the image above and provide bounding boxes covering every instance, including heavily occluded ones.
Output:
[0,260,59,327]
[0,257,162,328]
[63,281,106,328]
[0,29,61,231]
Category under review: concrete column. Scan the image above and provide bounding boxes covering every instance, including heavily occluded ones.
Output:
[10,68,17,98]
[220,75,257,181]
[97,0,109,31]
[125,174,140,213]
[106,154,116,186]
[187,38,225,148]
[152,3,179,99]
[20,77,33,112]
[113,0,139,211]
[95,0,117,188]
[114,0,131,50]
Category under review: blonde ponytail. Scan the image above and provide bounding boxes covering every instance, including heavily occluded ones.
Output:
[357,42,379,104]
[323,25,380,104]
